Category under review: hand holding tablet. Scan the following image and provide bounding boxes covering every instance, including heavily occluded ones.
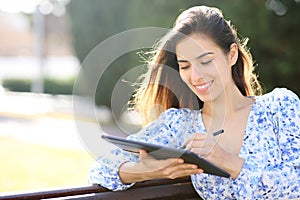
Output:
[101,134,230,178]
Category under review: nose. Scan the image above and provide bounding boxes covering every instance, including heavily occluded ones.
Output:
[191,65,203,81]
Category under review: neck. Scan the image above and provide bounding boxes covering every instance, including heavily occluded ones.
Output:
[202,85,254,119]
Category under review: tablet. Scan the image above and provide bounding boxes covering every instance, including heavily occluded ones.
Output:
[101,134,230,178]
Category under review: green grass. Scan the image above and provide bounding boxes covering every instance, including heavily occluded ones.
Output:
[0,136,94,193]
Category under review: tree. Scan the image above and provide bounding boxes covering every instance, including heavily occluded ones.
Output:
[67,0,192,107]
[67,0,300,108]
[199,0,300,94]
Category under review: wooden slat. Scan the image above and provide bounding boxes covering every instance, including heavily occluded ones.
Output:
[88,182,199,200]
[0,185,107,200]
[0,177,201,200]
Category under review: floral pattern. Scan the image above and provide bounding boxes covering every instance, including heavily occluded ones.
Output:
[89,88,300,199]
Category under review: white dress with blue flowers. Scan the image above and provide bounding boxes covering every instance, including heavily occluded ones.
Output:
[89,88,300,199]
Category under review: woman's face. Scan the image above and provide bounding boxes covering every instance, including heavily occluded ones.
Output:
[175,34,237,102]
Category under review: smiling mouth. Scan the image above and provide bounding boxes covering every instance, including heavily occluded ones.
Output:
[194,80,213,92]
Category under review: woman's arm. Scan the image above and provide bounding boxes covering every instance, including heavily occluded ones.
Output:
[88,148,138,191]
[119,150,203,184]
[89,108,202,191]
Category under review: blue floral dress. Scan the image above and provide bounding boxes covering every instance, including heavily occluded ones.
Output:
[89,88,300,199]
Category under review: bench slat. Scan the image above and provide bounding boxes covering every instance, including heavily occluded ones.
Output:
[0,177,202,200]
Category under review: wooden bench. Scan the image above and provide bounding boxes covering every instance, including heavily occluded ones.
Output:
[0,177,202,200]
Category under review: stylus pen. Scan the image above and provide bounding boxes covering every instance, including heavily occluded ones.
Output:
[178,129,224,149]
[212,129,224,136]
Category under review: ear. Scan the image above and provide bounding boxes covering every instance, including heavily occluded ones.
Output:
[228,43,238,67]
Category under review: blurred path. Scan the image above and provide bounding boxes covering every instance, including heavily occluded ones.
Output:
[0,90,123,151]
[0,56,79,80]
[0,89,129,193]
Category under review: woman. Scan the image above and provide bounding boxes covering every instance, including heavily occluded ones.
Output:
[89,6,300,199]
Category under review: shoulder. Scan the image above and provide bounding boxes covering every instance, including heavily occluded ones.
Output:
[268,87,299,100]
[160,107,195,116]
[151,108,200,132]
[141,108,197,129]
[259,87,299,106]
[158,108,200,122]
[256,88,300,121]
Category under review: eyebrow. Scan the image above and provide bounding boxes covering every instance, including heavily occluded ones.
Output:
[177,52,214,63]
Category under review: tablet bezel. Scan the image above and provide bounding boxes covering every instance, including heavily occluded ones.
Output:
[101,134,230,178]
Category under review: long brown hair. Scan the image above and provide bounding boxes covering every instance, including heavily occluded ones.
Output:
[131,6,262,126]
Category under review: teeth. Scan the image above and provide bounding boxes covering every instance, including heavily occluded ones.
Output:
[195,81,212,89]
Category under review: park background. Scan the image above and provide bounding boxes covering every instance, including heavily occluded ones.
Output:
[0,0,299,194]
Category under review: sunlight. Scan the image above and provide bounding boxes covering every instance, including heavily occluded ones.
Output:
[0,0,70,16]
[0,0,41,14]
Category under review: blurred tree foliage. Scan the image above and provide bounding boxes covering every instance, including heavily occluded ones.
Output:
[3,78,74,95]
[67,0,300,107]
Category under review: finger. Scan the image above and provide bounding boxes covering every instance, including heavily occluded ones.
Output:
[185,140,205,151]
[183,133,206,147]
[190,148,204,155]
[139,149,147,154]
[164,163,204,179]
[139,149,147,159]
[144,158,184,173]
[190,144,215,156]
[183,133,198,147]
[162,158,184,167]
[140,155,183,171]
[171,168,204,179]
[139,150,157,162]
[193,133,207,140]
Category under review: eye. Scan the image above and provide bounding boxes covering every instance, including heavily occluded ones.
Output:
[179,65,190,70]
[200,59,212,65]
[178,62,190,70]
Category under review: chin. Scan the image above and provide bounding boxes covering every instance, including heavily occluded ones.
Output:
[196,94,213,103]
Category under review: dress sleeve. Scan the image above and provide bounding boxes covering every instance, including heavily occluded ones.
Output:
[234,88,300,199]
[88,148,138,191]
[88,108,189,191]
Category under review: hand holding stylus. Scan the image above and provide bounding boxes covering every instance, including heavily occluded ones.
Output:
[182,129,224,157]
[179,129,224,150]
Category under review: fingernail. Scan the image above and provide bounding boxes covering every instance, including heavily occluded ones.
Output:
[139,150,145,154]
